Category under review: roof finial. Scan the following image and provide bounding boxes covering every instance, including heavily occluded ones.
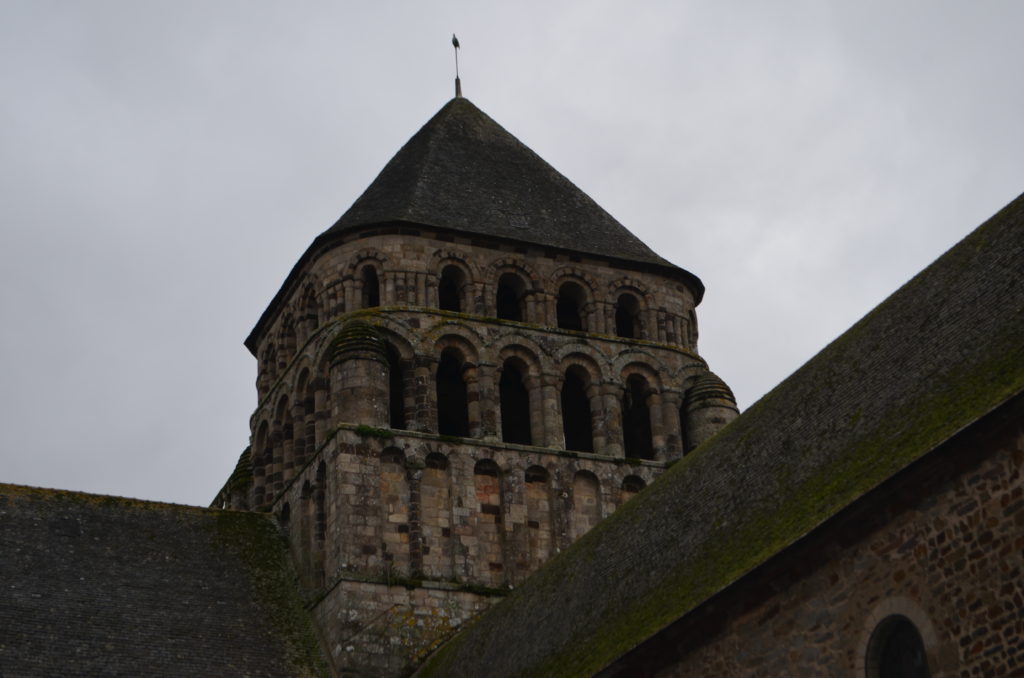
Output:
[452,34,462,97]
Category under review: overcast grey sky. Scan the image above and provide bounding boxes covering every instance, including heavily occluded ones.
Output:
[2,1,1022,506]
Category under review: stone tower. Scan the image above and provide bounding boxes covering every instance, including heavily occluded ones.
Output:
[217,97,738,676]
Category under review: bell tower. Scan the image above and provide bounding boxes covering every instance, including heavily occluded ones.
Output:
[217,97,737,676]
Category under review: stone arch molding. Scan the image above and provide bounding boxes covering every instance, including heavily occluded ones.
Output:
[854,596,941,678]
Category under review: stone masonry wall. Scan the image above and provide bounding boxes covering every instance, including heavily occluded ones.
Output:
[614,414,1024,677]
[274,428,664,676]
[239,227,736,676]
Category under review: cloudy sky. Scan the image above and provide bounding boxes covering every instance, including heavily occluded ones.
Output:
[2,1,1022,507]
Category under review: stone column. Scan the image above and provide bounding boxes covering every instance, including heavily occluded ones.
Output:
[328,320,389,427]
[464,363,482,438]
[541,373,562,448]
[477,362,499,440]
[659,390,684,460]
[413,354,437,433]
[598,382,625,457]
[343,278,357,313]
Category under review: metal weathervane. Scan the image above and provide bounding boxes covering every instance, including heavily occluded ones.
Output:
[452,34,462,97]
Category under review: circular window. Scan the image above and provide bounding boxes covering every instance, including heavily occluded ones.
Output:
[865,614,931,678]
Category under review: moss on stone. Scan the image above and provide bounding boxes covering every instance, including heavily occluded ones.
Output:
[354,424,395,439]
[211,511,330,677]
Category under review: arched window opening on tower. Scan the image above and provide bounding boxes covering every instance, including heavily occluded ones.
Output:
[436,347,470,436]
[615,293,642,338]
[620,475,646,504]
[438,265,465,312]
[361,266,381,308]
[866,615,932,678]
[386,344,406,430]
[561,367,594,452]
[499,359,532,445]
[622,375,654,459]
[556,282,586,331]
[496,273,526,321]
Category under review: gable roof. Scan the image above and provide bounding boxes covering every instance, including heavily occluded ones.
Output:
[246,98,703,352]
[415,191,1024,678]
[0,485,327,678]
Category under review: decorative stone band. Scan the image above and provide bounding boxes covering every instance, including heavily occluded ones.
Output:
[328,320,388,366]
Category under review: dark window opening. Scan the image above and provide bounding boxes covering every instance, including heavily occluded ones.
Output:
[436,348,469,436]
[496,273,526,321]
[561,368,594,452]
[474,459,500,477]
[556,282,585,330]
[678,404,690,454]
[525,466,549,484]
[439,265,464,312]
[425,452,448,470]
[621,476,646,494]
[622,375,654,459]
[386,344,405,429]
[867,616,932,678]
[278,502,291,528]
[500,361,532,445]
[362,266,380,308]
[615,293,642,338]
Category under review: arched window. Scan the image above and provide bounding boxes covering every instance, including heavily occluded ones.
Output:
[500,359,532,445]
[436,348,469,436]
[496,273,526,321]
[386,344,406,430]
[622,375,654,459]
[561,367,594,452]
[556,282,586,331]
[615,293,642,338]
[866,615,931,678]
[361,266,380,308]
[621,475,646,504]
[438,265,465,312]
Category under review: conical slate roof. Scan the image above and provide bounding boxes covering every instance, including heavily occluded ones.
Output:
[324,97,678,269]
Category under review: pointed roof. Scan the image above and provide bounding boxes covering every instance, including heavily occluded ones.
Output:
[246,98,703,352]
[324,97,681,269]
